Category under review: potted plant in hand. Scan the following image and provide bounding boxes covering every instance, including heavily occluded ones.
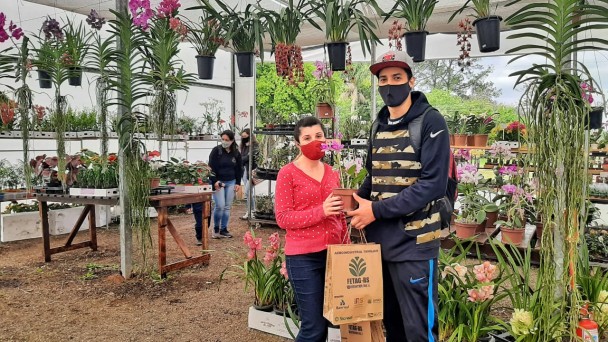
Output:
[314,0,381,71]
[311,60,337,118]
[448,0,502,53]
[384,0,438,62]
[322,139,368,211]
[185,10,230,80]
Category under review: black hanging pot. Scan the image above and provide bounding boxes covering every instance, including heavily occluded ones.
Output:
[588,107,604,130]
[196,55,215,80]
[326,42,348,71]
[235,52,254,77]
[38,70,52,89]
[404,31,428,62]
[472,16,503,53]
[68,67,82,86]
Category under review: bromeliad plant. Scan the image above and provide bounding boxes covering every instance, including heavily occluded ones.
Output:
[222,230,284,308]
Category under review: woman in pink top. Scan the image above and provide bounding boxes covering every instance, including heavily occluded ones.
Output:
[275,116,348,342]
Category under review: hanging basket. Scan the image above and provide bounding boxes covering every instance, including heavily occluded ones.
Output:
[196,55,215,80]
[38,70,52,89]
[587,107,604,130]
[235,52,254,77]
[404,31,428,62]
[68,67,82,86]
[326,42,348,71]
[472,16,502,53]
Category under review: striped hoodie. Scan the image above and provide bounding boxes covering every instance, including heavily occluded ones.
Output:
[358,92,450,262]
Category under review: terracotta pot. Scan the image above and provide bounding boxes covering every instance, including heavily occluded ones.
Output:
[485,211,498,228]
[333,188,357,211]
[500,226,525,245]
[316,103,334,118]
[535,222,543,240]
[453,134,467,146]
[149,177,161,189]
[473,134,489,147]
[476,219,487,233]
[467,135,475,147]
[454,222,478,239]
[449,134,455,146]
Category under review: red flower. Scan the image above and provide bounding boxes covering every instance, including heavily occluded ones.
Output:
[108,154,118,163]
[148,150,161,158]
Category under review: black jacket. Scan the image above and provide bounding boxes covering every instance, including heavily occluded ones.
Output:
[241,141,259,173]
[208,145,243,188]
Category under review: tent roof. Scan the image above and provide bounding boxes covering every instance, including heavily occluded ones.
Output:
[24,0,527,49]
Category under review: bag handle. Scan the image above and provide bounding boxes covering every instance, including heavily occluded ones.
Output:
[342,220,367,244]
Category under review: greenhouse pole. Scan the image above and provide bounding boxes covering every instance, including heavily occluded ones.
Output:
[370,43,377,121]
[116,0,133,279]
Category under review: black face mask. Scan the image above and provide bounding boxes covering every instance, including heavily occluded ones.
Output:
[378,83,411,107]
[242,137,249,143]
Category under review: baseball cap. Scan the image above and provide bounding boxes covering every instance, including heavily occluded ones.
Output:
[369,50,414,76]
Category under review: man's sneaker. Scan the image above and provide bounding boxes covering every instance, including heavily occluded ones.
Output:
[219,231,233,238]
[196,238,202,246]
[211,231,221,239]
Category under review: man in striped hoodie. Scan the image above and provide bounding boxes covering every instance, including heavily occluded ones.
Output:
[348,50,450,342]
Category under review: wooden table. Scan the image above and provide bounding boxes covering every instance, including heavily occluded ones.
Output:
[36,194,119,262]
[148,192,212,278]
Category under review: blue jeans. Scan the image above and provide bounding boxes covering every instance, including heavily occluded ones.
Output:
[191,203,212,240]
[243,169,255,214]
[212,179,236,233]
[286,250,329,342]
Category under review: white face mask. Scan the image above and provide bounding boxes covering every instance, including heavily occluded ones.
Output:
[221,141,231,149]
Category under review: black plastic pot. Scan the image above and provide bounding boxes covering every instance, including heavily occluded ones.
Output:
[473,16,503,53]
[196,55,215,80]
[235,52,254,77]
[326,42,348,71]
[404,31,428,62]
[68,67,82,86]
[588,107,604,130]
[38,70,52,89]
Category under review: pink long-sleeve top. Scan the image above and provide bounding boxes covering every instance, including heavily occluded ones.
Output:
[275,162,349,256]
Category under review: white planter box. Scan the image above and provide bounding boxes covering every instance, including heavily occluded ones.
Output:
[1,211,41,242]
[48,206,110,235]
[69,188,119,197]
[162,134,187,140]
[32,131,57,139]
[108,132,118,138]
[64,132,78,138]
[146,133,158,140]
[247,306,340,341]
[76,131,101,138]
[350,138,368,146]
[0,131,22,138]
[495,141,519,149]
[173,185,213,193]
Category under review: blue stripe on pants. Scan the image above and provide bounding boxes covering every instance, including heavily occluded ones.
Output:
[427,259,435,342]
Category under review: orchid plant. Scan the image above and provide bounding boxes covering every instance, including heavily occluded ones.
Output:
[311,60,337,105]
[455,163,497,224]
[322,138,367,189]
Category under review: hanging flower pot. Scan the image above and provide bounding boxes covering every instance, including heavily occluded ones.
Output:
[500,226,524,245]
[235,52,254,77]
[472,16,502,53]
[326,42,348,71]
[316,103,334,119]
[587,107,604,130]
[196,56,215,80]
[333,188,357,211]
[68,67,82,86]
[38,70,52,89]
[404,31,428,62]
[454,221,478,239]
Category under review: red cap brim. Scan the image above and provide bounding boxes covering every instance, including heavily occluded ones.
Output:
[369,61,411,76]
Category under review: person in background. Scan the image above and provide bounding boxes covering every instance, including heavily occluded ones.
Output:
[239,128,259,220]
[275,116,348,342]
[348,50,450,342]
[208,130,242,239]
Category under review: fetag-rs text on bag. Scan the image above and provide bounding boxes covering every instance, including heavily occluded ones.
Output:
[323,242,383,325]
[340,320,385,342]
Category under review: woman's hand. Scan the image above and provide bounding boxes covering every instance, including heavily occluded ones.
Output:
[214,181,222,191]
[235,185,241,193]
[323,194,343,216]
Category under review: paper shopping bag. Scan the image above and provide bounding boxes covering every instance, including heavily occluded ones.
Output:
[339,320,385,342]
[323,243,383,325]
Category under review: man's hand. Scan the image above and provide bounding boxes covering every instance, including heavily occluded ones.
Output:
[346,193,376,230]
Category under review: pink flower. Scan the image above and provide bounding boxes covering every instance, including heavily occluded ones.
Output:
[502,184,518,195]
[129,0,154,30]
[243,231,262,251]
[468,285,495,302]
[499,165,519,176]
[247,249,255,260]
[268,232,280,252]
[280,261,288,280]
[157,0,180,18]
[263,250,277,265]
[473,261,499,283]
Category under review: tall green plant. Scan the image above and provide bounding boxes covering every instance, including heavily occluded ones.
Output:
[448,0,496,22]
[504,0,608,338]
[314,0,381,56]
[90,32,115,162]
[385,0,438,32]
[14,38,34,190]
[108,9,152,265]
